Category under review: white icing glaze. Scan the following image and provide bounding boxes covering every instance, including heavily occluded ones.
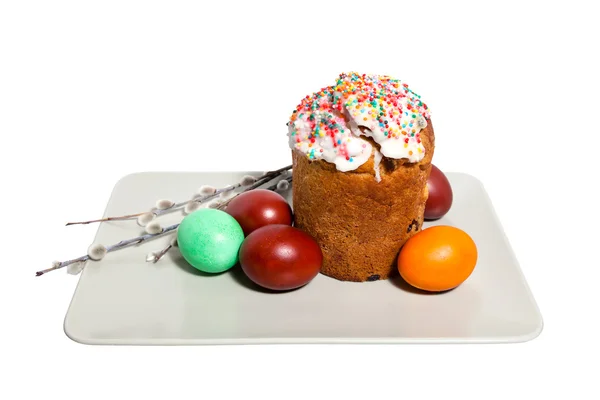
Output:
[287,72,430,173]
[287,103,373,173]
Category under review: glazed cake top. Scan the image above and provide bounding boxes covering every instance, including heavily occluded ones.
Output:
[287,72,431,172]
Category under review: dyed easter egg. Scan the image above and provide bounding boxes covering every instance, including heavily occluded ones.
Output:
[225,189,293,236]
[239,225,322,291]
[398,226,478,292]
[424,164,453,220]
[177,208,245,273]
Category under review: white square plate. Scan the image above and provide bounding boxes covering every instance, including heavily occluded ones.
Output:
[64,171,543,345]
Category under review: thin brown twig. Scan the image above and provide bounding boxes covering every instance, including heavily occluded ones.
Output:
[65,212,145,226]
[152,244,172,263]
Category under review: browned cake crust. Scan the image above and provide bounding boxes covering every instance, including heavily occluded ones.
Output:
[291,120,435,282]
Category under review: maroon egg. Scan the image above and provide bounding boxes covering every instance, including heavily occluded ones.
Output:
[225,189,293,236]
[239,225,323,291]
[424,164,453,220]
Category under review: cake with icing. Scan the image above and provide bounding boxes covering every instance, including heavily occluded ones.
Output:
[288,72,435,282]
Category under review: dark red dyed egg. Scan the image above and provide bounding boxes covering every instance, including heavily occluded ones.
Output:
[239,225,323,291]
[424,164,453,220]
[225,189,293,236]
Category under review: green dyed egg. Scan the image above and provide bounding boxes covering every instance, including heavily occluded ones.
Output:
[177,208,245,273]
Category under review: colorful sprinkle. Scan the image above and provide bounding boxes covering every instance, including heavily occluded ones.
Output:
[286,72,430,171]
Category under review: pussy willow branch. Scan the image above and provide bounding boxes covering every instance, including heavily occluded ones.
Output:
[38,173,293,275]
[217,174,287,210]
[65,164,293,226]
[36,224,180,276]
[147,175,294,263]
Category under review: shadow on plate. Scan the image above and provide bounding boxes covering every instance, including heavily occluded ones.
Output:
[229,266,306,294]
[168,250,303,294]
[167,250,230,278]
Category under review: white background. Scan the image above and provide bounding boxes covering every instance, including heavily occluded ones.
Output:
[1,0,599,398]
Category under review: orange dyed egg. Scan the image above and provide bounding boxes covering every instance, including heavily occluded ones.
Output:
[397,226,478,292]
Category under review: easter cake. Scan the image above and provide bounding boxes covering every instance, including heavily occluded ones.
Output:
[288,72,435,282]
